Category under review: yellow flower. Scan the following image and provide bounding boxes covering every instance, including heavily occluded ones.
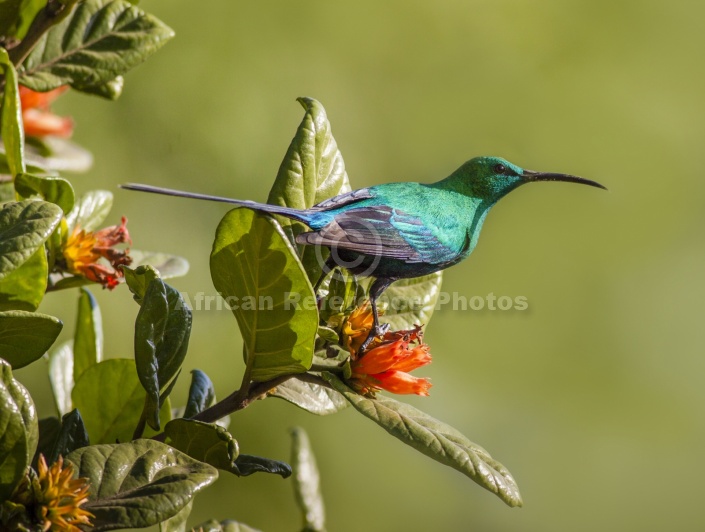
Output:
[341,301,375,354]
[62,216,132,289]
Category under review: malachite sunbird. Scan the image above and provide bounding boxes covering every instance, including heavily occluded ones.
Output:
[122,156,606,349]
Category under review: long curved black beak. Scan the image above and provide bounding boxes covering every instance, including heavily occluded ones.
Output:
[522,169,607,190]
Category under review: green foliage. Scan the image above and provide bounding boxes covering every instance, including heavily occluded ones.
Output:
[134,278,191,430]
[73,288,102,381]
[43,409,90,464]
[183,369,216,418]
[211,208,318,382]
[66,439,218,530]
[291,427,326,532]
[325,374,523,507]
[164,419,239,472]
[0,48,25,177]
[20,0,174,95]
[0,247,48,311]
[14,172,75,214]
[271,379,348,416]
[0,310,62,369]
[380,272,443,330]
[0,360,37,500]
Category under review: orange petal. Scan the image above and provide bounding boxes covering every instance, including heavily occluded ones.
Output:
[372,370,432,396]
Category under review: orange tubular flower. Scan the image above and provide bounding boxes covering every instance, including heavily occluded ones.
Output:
[34,454,93,531]
[62,217,133,289]
[342,301,375,354]
[349,326,432,396]
[19,85,74,138]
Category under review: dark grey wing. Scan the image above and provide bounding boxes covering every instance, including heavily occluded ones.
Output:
[296,205,459,264]
[308,188,374,211]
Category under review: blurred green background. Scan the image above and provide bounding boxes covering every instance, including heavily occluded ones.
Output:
[16,0,705,530]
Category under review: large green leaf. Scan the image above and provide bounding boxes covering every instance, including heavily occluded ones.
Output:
[48,340,73,416]
[0,245,48,311]
[72,358,171,443]
[380,272,443,330]
[325,374,523,507]
[19,0,175,92]
[0,200,62,280]
[267,97,352,284]
[290,427,326,532]
[271,378,348,416]
[0,310,62,369]
[159,500,192,532]
[135,278,191,430]
[0,359,37,500]
[65,189,113,231]
[66,439,218,531]
[14,172,76,214]
[210,208,318,382]
[0,48,25,177]
[164,419,239,472]
[73,288,103,382]
[122,264,160,305]
[45,408,90,464]
[183,369,216,419]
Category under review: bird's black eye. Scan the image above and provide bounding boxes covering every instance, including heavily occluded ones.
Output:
[493,163,507,174]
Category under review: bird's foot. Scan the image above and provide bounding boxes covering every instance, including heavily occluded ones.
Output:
[359,323,390,353]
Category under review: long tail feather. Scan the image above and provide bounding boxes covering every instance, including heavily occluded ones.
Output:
[120,183,312,224]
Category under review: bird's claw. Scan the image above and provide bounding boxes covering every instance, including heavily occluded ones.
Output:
[359,323,390,353]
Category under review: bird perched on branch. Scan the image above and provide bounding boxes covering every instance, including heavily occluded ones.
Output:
[122,156,605,350]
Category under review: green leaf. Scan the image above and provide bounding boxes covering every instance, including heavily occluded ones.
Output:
[12,0,45,40]
[122,263,160,304]
[20,0,175,91]
[71,358,170,444]
[271,378,348,416]
[73,288,102,383]
[0,0,23,37]
[33,416,61,468]
[135,278,192,430]
[0,359,37,500]
[183,369,216,418]
[380,272,443,331]
[232,454,291,478]
[24,136,94,174]
[267,97,351,284]
[65,189,113,231]
[75,75,124,100]
[0,310,62,369]
[130,249,190,279]
[290,427,325,532]
[159,500,192,532]
[319,268,360,322]
[14,172,75,214]
[0,245,48,312]
[0,48,25,177]
[164,419,239,472]
[48,340,73,415]
[210,209,318,382]
[45,408,89,464]
[0,200,62,280]
[192,519,262,532]
[66,439,218,530]
[324,374,523,507]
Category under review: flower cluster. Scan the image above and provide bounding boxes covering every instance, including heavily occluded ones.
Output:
[61,216,133,289]
[342,304,432,396]
[6,455,93,531]
[19,86,74,138]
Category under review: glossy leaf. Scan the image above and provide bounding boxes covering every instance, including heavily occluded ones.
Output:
[48,340,73,415]
[183,369,216,418]
[267,97,351,283]
[0,245,48,312]
[14,172,75,214]
[65,190,113,231]
[45,408,90,464]
[271,378,348,416]
[20,0,175,91]
[123,263,160,305]
[232,454,291,478]
[72,358,171,444]
[135,278,192,430]
[74,288,103,381]
[33,416,61,468]
[164,418,239,472]
[159,500,192,532]
[210,208,318,382]
[0,359,37,500]
[0,200,62,280]
[66,439,218,531]
[290,427,325,532]
[0,310,62,369]
[325,374,523,507]
[0,48,25,177]
[130,250,190,279]
[380,272,443,330]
